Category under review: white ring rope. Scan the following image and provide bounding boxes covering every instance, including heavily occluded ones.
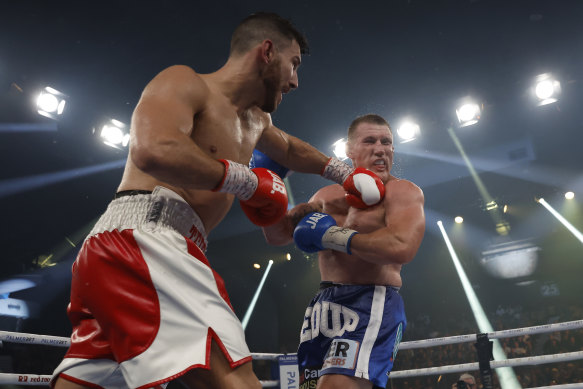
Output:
[389,351,583,378]
[0,374,280,387]
[1,319,582,387]
[2,319,581,352]
[0,331,281,361]
[398,319,583,350]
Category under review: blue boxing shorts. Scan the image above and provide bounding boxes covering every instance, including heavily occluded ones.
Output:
[297,282,406,389]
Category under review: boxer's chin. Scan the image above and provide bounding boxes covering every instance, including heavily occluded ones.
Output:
[260,100,277,113]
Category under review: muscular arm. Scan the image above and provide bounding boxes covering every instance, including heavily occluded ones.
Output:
[130,65,225,189]
[350,180,425,265]
[256,119,330,174]
[262,197,324,246]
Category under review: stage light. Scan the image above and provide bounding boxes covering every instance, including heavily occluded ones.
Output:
[503,204,508,213]
[456,102,481,127]
[538,198,583,244]
[36,87,67,120]
[96,119,130,149]
[286,253,291,261]
[242,259,274,330]
[496,221,511,236]
[396,121,420,143]
[332,138,348,160]
[436,221,521,387]
[454,216,464,224]
[0,159,126,198]
[481,240,539,279]
[485,200,499,211]
[565,191,575,200]
[534,73,561,106]
[253,263,260,269]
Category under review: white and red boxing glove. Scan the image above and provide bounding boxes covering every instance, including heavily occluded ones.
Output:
[321,158,385,209]
[213,159,288,226]
[343,167,385,209]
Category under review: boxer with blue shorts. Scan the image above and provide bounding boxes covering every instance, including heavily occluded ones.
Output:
[263,114,426,389]
[298,282,406,389]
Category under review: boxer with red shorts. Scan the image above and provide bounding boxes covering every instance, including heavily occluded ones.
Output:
[53,186,246,388]
[52,13,383,389]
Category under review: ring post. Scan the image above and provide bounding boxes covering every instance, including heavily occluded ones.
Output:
[278,354,299,389]
[475,333,494,389]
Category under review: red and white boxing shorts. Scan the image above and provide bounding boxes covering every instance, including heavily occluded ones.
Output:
[51,186,251,389]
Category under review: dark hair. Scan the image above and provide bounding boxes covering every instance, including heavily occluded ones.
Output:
[347,114,391,141]
[230,12,309,56]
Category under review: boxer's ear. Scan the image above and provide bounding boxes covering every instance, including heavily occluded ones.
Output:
[259,40,275,64]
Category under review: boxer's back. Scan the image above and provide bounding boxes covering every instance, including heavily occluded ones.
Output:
[315,180,404,287]
[118,67,268,233]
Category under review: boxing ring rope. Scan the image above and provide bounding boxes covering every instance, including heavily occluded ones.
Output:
[1,319,582,387]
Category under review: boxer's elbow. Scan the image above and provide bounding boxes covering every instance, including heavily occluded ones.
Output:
[131,137,173,173]
[368,238,416,265]
[131,143,158,172]
[386,240,417,265]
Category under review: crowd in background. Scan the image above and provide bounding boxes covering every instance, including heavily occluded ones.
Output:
[391,303,583,388]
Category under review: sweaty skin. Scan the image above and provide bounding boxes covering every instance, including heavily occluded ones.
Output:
[117,40,329,234]
[264,122,426,287]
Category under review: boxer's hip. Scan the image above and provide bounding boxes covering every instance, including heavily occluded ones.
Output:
[88,185,208,252]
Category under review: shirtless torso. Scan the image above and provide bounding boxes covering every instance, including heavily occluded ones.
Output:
[118,70,270,233]
[308,176,421,287]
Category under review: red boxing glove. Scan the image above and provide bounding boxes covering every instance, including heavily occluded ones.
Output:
[240,168,288,227]
[343,167,385,209]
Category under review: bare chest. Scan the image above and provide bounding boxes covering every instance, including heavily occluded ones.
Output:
[192,96,264,164]
[322,193,386,233]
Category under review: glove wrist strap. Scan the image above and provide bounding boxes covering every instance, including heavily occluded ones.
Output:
[322,226,358,254]
[321,157,353,185]
[214,159,257,201]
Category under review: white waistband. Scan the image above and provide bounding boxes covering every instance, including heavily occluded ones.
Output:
[89,186,208,252]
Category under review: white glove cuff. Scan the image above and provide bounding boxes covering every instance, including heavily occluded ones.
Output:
[321,157,353,185]
[322,226,358,254]
[216,160,258,201]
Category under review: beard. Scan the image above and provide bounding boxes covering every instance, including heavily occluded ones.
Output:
[260,57,282,113]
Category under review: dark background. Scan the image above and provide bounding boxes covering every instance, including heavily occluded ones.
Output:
[0,0,582,384]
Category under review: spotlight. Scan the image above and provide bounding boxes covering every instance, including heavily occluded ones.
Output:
[396,121,420,143]
[332,138,348,160]
[565,191,575,200]
[503,204,508,213]
[485,201,499,211]
[496,221,511,236]
[36,87,67,120]
[533,73,561,106]
[253,263,260,269]
[481,240,539,279]
[454,216,464,224]
[456,102,481,127]
[538,198,583,243]
[95,119,130,150]
[286,253,291,261]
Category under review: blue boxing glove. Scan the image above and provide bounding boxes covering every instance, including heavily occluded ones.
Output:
[250,149,291,179]
[293,212,358,254]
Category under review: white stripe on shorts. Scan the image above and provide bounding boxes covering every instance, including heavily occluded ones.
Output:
[355,285,386,379]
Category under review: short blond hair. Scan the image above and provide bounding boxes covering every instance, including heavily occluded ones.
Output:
[347,114,391,142]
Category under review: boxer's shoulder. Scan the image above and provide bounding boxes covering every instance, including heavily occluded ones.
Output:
[385,178,423,201]
[312,183,344,202]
